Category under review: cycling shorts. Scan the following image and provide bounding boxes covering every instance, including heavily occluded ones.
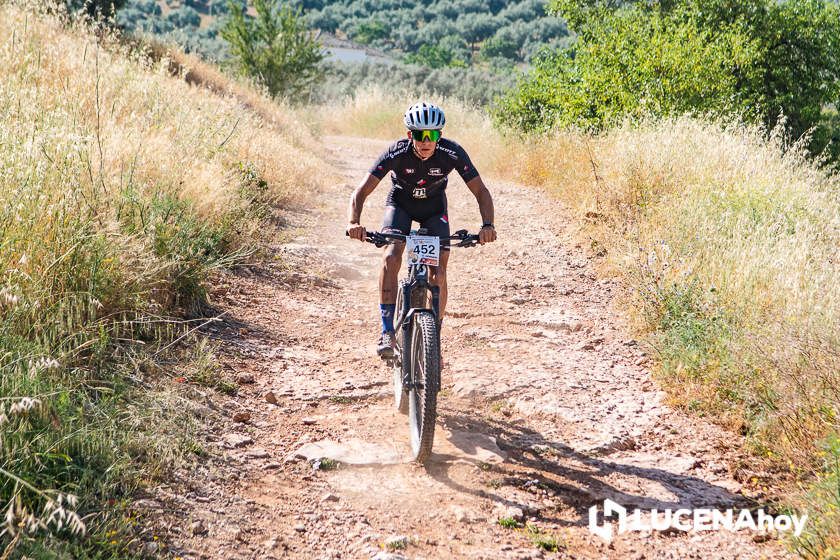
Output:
[381,199,451,250]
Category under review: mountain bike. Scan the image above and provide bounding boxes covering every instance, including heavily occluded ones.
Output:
[351,228,479,462]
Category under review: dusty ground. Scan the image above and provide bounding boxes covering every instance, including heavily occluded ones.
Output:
[148,136,794,559]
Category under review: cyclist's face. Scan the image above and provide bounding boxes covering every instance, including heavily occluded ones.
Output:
[407,130,437,159]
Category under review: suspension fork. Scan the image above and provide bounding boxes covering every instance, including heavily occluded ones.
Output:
[399,275,413,389]
[428,283,442,379]
[429,284,440,325]
[400,287,441,392]
[399,279,412,328]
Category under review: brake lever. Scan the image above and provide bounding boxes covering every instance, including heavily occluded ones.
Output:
[368,232,389,247]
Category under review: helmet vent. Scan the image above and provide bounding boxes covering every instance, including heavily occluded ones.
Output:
[403,102,445,131]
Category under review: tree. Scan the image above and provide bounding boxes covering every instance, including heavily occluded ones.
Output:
[499,0,547,22]
[134,0,162,16]
[306,9,341,33]
[167,6,201,27]
[405,44,457,68]
[221,0,326,99]
[457,12,500,48]
[65,0,126,17]
[439,34,470,63]
[497,0,840,156]
[351,20,388,45]
[481,27,522,60]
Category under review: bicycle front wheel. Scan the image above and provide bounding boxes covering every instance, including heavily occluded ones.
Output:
[407,310,441,463]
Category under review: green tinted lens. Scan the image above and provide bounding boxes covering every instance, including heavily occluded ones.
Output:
[412,129,441,142]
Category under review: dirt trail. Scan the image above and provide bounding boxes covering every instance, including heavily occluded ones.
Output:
[155,136,793,559]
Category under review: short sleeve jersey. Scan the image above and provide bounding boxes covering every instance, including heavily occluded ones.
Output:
[369,138,480,218]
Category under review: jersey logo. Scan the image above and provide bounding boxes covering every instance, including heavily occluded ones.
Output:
[437,145,459,160]
[429,167,442,176]
[389,142,412,157]
[404,168,415,174]
[413,186,427,199]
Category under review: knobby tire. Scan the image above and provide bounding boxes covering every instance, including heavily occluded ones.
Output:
[408,311,440,463]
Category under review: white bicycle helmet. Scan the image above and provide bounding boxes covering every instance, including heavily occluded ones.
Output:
[403,102,445,130]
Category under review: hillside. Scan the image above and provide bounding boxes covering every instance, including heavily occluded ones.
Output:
[299,0,569,65]
[118,0,569,65]
[114,0,566,104]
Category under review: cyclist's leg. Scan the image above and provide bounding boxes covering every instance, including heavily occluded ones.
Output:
[380,205,410,304]
[419,202,450,320]
[376,206,410,357]
[432,251,450,319]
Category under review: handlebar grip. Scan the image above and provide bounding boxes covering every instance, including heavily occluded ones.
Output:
[346,229,372,241]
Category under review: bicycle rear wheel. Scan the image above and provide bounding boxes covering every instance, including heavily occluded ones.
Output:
[407,310,440,462]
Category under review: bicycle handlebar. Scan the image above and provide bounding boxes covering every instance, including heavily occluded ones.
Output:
[345,229,481,248]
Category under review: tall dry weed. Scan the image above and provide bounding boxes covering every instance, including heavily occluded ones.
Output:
[0,2,330,555]
[315,86,514,176]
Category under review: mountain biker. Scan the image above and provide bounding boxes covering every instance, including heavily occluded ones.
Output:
[346,102,497,358]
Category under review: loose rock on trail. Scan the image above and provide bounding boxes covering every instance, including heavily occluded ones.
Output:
[151,136,792,559]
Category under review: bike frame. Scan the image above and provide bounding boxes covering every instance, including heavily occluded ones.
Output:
[400,263,440,323]
[349,228,479,391]
[396,257,440,391]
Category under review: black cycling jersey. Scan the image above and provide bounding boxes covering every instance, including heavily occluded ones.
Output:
[369,137,480,219]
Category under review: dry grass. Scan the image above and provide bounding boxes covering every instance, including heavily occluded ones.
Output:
[0,2,327,305]
[535,120,838,434]
[314,86,511,177]
[0,3,330,556]
[136,34,321,153]
[318,91,839,557]
[510,119,840,557]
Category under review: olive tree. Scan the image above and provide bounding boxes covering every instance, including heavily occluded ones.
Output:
[65,0,126,17]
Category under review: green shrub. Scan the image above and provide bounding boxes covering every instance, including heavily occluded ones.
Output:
[497,0,840,157]
[221,0,325,99]
[526,524,562,552]
[497,11,760,132]
[350,19,388,45]
[498,516,521,528]
[404,43,467,69]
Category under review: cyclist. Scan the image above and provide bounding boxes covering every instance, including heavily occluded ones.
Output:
[346,102,497,358]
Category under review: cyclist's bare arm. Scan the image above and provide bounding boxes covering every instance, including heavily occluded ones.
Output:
[347,173,380,240]
[465,176,497,244]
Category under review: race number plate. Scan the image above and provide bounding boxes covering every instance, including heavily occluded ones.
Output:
[406,235,440,267]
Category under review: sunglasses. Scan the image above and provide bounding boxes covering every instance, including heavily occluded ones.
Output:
[411,129,441,142]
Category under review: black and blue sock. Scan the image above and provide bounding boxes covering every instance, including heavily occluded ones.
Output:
[380,303,396,333]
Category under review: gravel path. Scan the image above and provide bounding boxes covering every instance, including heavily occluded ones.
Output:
[151,136,793,560]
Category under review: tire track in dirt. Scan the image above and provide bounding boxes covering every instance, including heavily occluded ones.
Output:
[156,136,793,559]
